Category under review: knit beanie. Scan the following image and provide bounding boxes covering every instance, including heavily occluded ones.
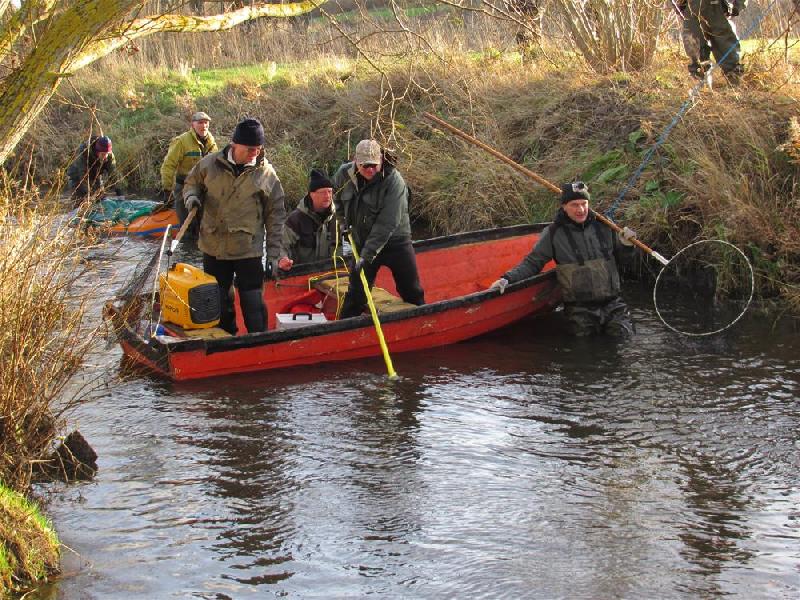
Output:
[232,118,265,146]
[94,136,112,153]
[308,169,333,192]
[560,181,590,203]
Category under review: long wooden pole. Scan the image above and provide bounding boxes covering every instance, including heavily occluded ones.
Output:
[422,112,669,266]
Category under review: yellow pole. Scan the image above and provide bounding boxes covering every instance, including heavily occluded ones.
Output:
[347,232,398,380]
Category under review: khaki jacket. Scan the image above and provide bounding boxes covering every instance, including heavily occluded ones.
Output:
[183,146,285,261]
[160,129,217,190]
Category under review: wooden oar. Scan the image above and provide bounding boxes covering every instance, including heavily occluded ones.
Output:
[422,112,669,266]
[168,207,198,256]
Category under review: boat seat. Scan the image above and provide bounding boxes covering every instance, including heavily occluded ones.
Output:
[312,275,417,314]
[161,323,232,339]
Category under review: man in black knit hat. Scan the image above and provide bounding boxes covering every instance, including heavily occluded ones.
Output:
[489,181,636,337]
[183,118,292,334]
[282,168,338,264]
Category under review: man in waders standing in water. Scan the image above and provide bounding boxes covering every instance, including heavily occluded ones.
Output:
[489,182,636,337]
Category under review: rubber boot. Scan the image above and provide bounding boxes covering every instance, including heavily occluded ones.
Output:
[239,288,267,333]
[218,286,237,335]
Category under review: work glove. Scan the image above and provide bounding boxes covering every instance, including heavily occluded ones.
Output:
[618,226,637,246]
[352,257,365,279]
[185,196,201,212]
[264,259,275,281]
[489,277,509,294]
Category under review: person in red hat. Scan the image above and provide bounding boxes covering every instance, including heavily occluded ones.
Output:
[67,135,120,203]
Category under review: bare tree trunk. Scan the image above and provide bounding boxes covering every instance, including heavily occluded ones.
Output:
[0,0,322,164]
[0,0,143,165]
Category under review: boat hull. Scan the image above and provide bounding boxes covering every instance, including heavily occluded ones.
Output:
[106,224,560,380]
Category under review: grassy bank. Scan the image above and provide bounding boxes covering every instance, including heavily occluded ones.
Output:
[26,39,800,306]
[0,185,107,592]
[0,483,59,595]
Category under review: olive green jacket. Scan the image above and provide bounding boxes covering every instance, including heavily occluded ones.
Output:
[504,209,630,303]
[160,129,217,191]
[331,160,411,263]
[183,146,285,261]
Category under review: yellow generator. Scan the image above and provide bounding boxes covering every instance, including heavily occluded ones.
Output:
[159,263,220,329]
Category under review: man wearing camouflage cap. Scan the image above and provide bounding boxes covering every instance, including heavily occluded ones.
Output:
[332,138,425,319]
[160,111,218,236]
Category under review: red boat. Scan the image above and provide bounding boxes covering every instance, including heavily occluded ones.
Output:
[104,224,560,380]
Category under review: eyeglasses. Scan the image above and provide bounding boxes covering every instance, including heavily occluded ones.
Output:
[571,181,587,193]
[360,163,380,170]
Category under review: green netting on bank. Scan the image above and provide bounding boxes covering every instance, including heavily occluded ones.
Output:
[82,199,160,226]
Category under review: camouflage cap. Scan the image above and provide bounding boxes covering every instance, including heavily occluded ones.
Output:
[354,139,382,165]
[191,111,211,122]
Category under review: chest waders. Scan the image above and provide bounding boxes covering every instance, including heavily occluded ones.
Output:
[553,223,621,303]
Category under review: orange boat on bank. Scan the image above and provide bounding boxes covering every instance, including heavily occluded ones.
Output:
[104,224,560,381]
[107,208,179,237]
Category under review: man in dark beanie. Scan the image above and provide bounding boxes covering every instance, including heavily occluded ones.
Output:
[183,117,291,335]
[489,181,637,337]
[332,139,425,319]
[67,134,121,203]
[282,168,338,264]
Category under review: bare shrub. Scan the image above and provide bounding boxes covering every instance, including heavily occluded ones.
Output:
[549,0,667,72]
[0,179,103,491]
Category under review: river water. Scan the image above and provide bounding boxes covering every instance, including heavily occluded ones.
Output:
[35,236,799,599]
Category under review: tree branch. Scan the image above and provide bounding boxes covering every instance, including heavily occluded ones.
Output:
[66,1,324,72]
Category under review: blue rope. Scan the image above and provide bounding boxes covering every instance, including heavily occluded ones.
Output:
[605,0,782,220]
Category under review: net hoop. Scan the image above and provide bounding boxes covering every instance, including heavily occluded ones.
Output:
[653,239,754,337]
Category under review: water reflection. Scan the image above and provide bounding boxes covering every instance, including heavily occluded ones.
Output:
[33,263,800,599]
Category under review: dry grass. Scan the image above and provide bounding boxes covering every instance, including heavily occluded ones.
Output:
[0,178,103,491]
[15,3,800,308]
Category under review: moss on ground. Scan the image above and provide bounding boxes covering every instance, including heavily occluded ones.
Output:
[0,483,59,596]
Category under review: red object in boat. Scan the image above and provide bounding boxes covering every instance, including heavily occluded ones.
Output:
[107,208,179,237]
[104,224,560,380]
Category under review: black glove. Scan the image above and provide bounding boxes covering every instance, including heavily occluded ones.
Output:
[352,257,365,278]
[185,196,201,212]
[158,189,171,204]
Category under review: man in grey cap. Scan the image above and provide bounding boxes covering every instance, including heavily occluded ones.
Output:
[332,138,425,319]
[160,111,218,237]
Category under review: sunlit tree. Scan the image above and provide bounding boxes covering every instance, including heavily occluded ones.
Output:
[0,0,323,165]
